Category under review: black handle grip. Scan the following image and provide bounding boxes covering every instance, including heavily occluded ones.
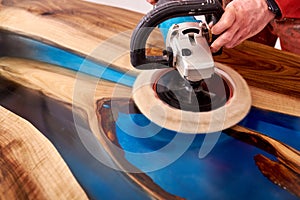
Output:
[130,0,224,69]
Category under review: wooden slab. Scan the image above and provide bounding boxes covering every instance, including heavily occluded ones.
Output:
[0,105,87,199]
[0,0,299,199]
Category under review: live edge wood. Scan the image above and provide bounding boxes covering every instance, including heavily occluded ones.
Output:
[224,126,300,197]
[0,56,131,199]
[0,106,87,199]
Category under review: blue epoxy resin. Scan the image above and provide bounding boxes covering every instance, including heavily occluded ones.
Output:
[158,16,200,41]
[2,33,136,87]
[239,107,300,150]
[115,111,299,200]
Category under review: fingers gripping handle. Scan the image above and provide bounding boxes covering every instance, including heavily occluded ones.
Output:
[130,0,224,69]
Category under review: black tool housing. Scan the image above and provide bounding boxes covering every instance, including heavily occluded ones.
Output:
[130,0,224,69]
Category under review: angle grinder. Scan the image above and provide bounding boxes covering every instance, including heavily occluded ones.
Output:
[130,0,251,133]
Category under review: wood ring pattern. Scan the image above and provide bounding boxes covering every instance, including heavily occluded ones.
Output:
[133,62,252,133]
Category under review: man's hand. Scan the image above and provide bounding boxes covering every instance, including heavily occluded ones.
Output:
[147,0,158,5]
[210,0,276,52]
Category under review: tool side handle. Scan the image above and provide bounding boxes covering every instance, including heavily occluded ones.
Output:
[130,0,224,69]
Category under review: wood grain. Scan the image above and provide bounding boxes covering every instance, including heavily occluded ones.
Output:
[215,42,300,116]
[0,105,87,199]
[0,56,132,139]
[224,126,300,174]
[0,56,133,198]
[0,0,143,72]
[0,0,299,116]
[254,154,300,198]
[0,0,299,198]
[224,125,300,198]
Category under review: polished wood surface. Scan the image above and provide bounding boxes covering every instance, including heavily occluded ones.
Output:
[0,0,299,198]
[215,42,300,116]
[0,105,87,199]
[0,0,299,116]
[0,0,142,71]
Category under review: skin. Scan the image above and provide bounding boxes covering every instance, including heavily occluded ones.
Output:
[210,0,276,52]
[146,0,276,52]
[146,0,158,5]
